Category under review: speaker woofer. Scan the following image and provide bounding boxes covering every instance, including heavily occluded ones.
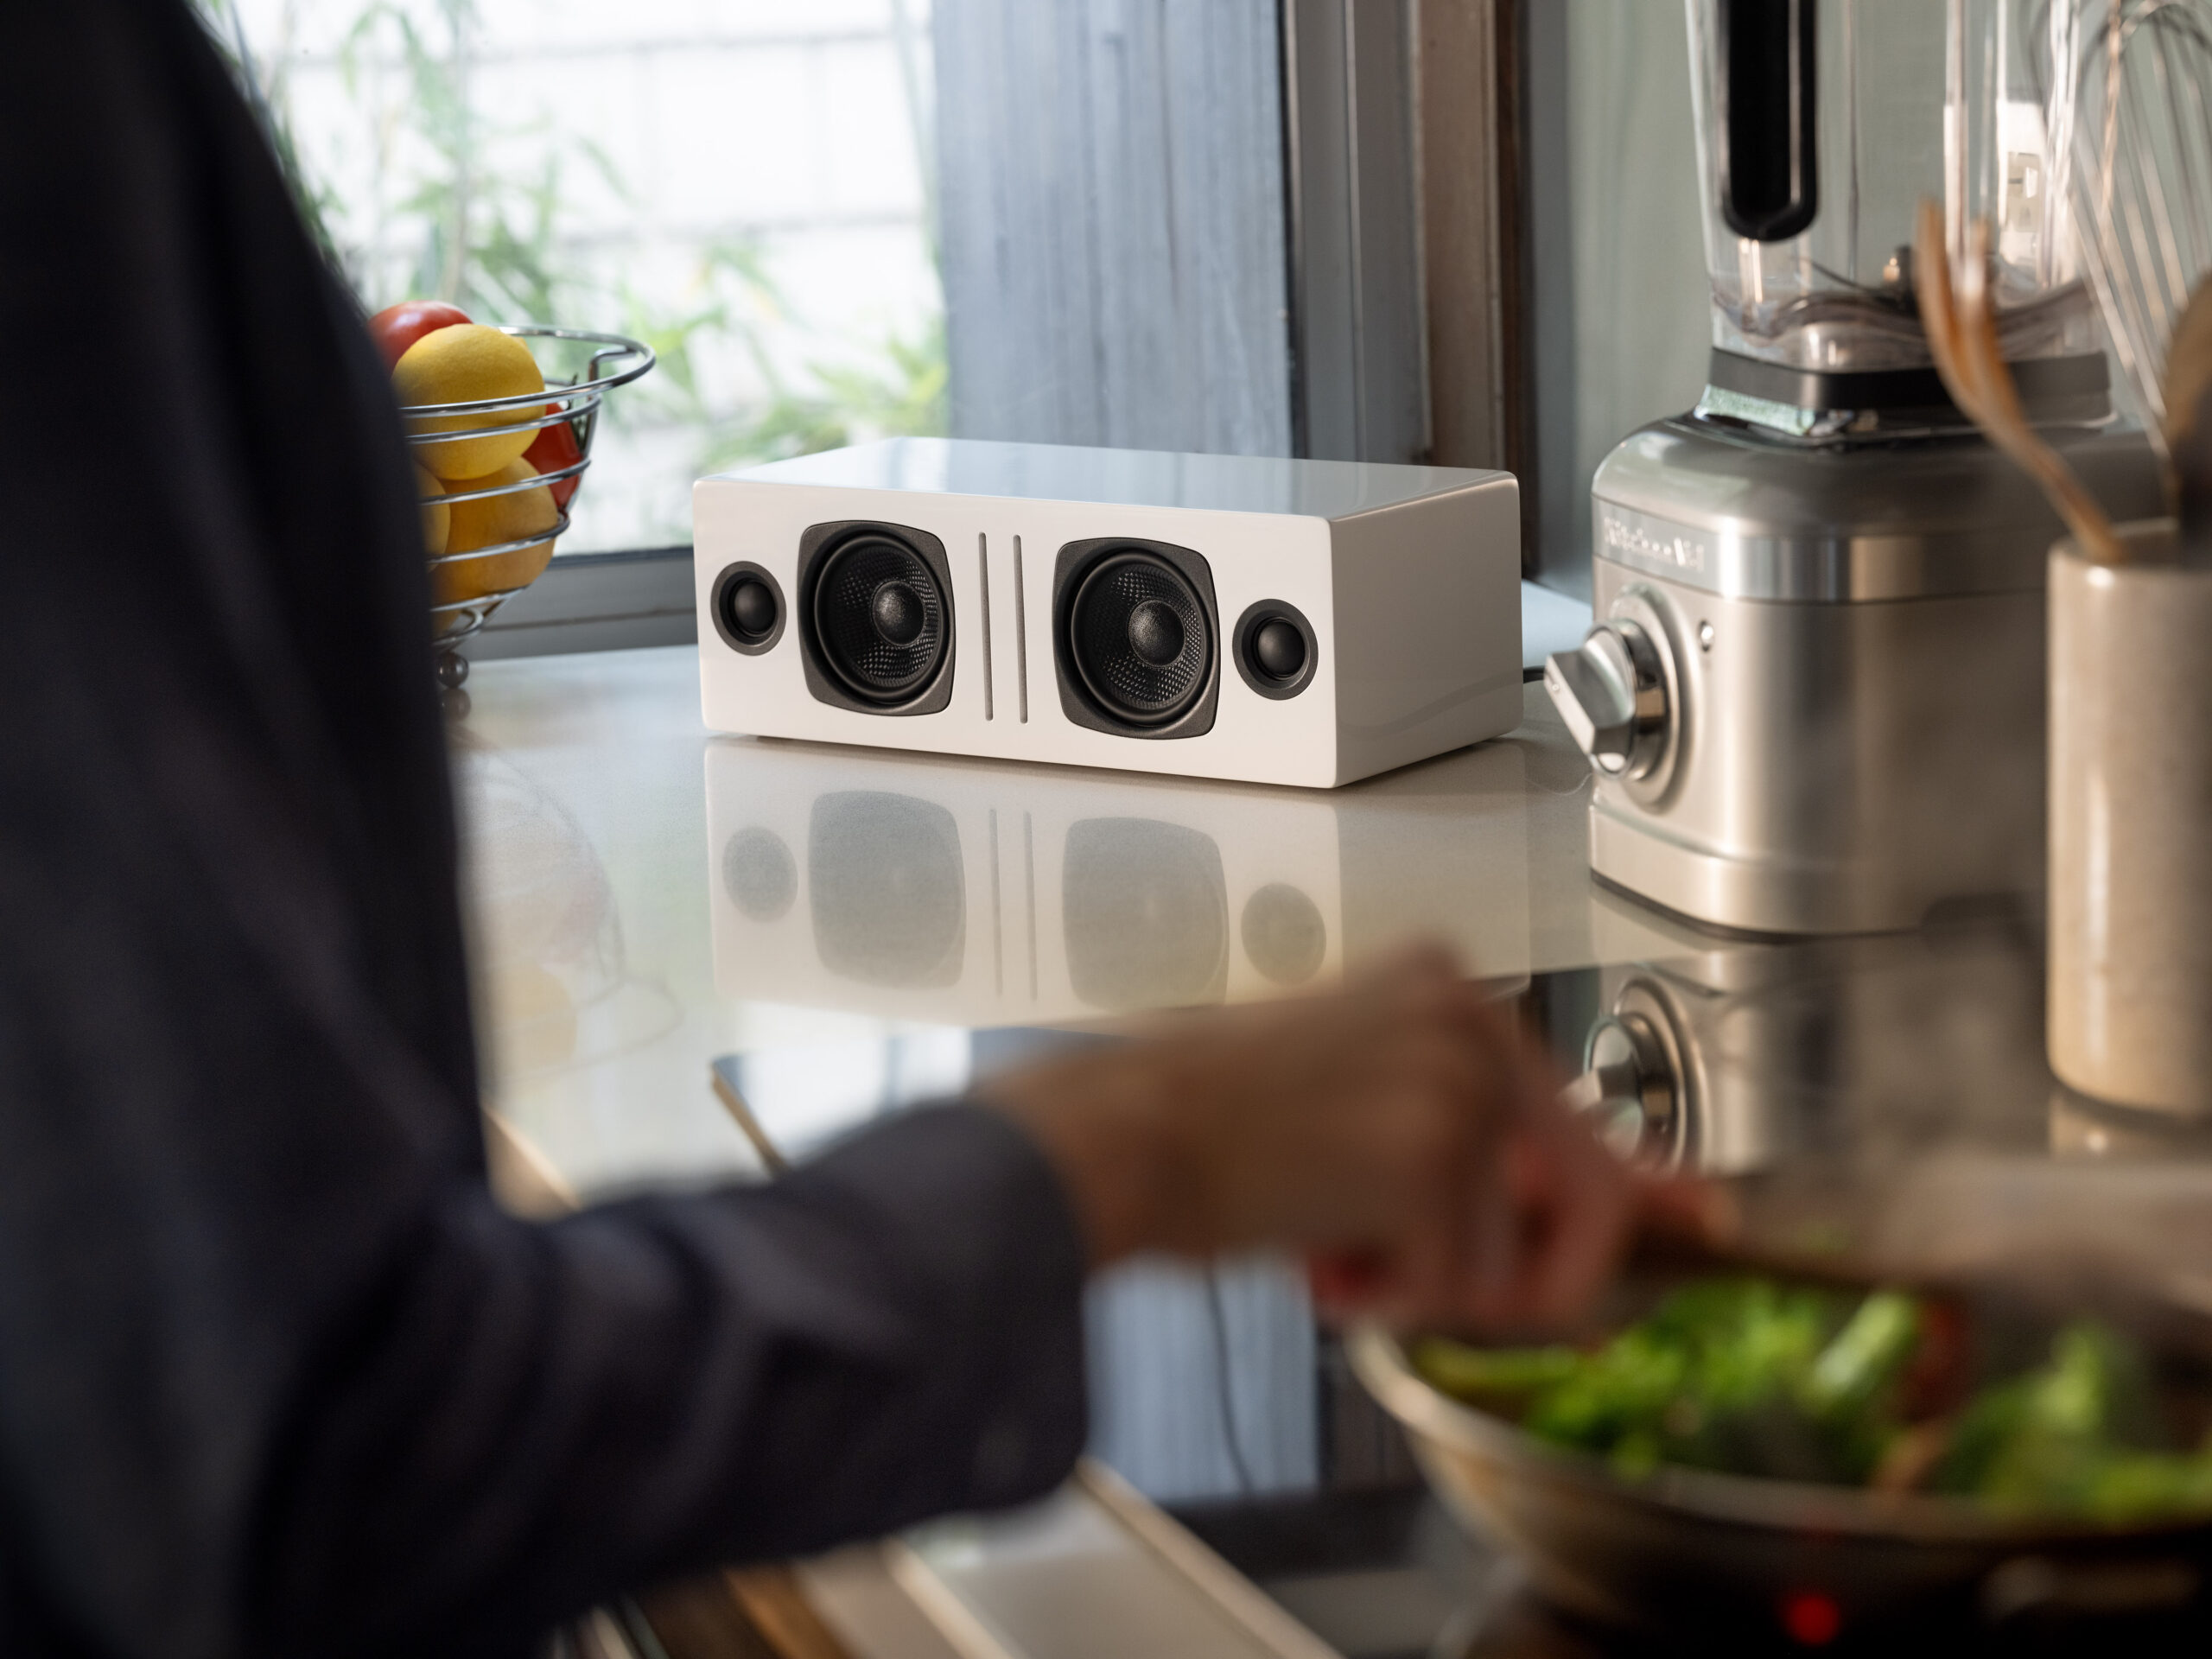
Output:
[1053,538,1219,739]
[795,521,956,715]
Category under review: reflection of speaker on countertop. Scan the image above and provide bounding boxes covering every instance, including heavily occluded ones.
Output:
[1240,883,1329,987]
[721,825,796,922]
[695,438,1522,788]
[704,735,1535,1027]
[808,792,965,988]
[1063,818,1229,1012]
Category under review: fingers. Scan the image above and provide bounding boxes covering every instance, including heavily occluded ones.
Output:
[1304,952,1723,1335]
[994,925,1700,1332]
[1637,1171,1738,1247]
[1507,1114,1637,1327]
[1358,938,1465,987]
[1317,1055,1679,1335]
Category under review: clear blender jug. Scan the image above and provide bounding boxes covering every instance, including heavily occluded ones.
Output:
[1688,0,2103,392]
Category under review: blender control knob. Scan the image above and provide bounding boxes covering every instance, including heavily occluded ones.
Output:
[1544,622,1669,779]
[1560,1012,1676,1160]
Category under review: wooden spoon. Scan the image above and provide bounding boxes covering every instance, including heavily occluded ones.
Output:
[2163,276,2212,566]
[1915,200,2129,566]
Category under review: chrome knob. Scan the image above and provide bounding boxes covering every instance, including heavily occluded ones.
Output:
[1560,1012,1677,1160]
[1544,622,1669,779]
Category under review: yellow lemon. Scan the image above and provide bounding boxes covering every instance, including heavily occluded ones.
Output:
[416,467,449,556]
[393,324,545,480]
[434,457,558,608]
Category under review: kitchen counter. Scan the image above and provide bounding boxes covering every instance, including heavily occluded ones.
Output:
[457,643,1706,1204]
[457,645,2211,1658]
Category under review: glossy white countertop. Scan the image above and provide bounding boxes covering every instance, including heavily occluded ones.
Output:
[456,643,2187,1659]
[455,642,1703,1202]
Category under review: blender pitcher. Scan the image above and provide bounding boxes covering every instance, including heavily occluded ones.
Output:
[1694,0,2104,391]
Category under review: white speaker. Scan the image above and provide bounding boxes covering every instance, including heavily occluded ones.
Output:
[693,438,1522,788]
[704,739,1535,1029]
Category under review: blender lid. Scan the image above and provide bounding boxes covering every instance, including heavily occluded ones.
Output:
[1717,0,1817,243]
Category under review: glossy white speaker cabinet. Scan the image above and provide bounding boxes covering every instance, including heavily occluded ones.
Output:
[693,438,1522,787]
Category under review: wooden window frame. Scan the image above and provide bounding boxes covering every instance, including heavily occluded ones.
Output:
[1413,0,1544,575]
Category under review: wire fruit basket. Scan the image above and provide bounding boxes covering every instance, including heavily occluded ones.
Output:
[404,324,655,698]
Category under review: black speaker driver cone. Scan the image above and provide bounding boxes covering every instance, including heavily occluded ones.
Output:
[810,532,950,705]
[1068,550,1212,727]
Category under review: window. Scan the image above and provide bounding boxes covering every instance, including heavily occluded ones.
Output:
[203,0,1526,651]
[202,0,946,556]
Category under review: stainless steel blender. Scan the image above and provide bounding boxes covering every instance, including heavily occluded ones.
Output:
[1546,0,2162,936]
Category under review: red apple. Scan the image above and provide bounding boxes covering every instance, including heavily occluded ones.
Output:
[524,406,584,509]
[366,299,472,372]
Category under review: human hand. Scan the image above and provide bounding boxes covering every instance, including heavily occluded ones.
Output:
[979,946,1670,1331]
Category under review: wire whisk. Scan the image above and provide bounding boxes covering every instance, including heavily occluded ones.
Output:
[2067,0,2212,450]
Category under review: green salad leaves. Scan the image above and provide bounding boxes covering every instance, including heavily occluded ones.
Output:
[1412,1278,2212,1523]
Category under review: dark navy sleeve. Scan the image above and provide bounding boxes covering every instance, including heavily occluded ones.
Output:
[262,1107,1089,1656]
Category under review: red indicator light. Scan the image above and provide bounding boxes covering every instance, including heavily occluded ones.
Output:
[1781,1590,1843,1647]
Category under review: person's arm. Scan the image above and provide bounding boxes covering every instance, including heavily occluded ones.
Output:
[248,954,1617,1656]
[0,7,1091,1654]
[256,1108,1088,1656]
[0,692,1090,1659]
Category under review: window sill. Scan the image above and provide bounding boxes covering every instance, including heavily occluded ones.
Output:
[461,545,696,662]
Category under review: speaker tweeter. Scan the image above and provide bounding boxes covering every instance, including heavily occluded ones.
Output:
[1052,538,1219,739]
[1232,600,1318,699]
[797,520,956,715]
[710,562,786,656]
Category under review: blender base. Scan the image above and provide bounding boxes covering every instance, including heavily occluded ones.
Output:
[1564,415,2164,939]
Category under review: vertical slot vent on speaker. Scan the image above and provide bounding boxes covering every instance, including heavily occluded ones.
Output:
[1022,810,1038,997]
[988,807,1003,995]
[1014,535,1030,723]
[976,533,995,721]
